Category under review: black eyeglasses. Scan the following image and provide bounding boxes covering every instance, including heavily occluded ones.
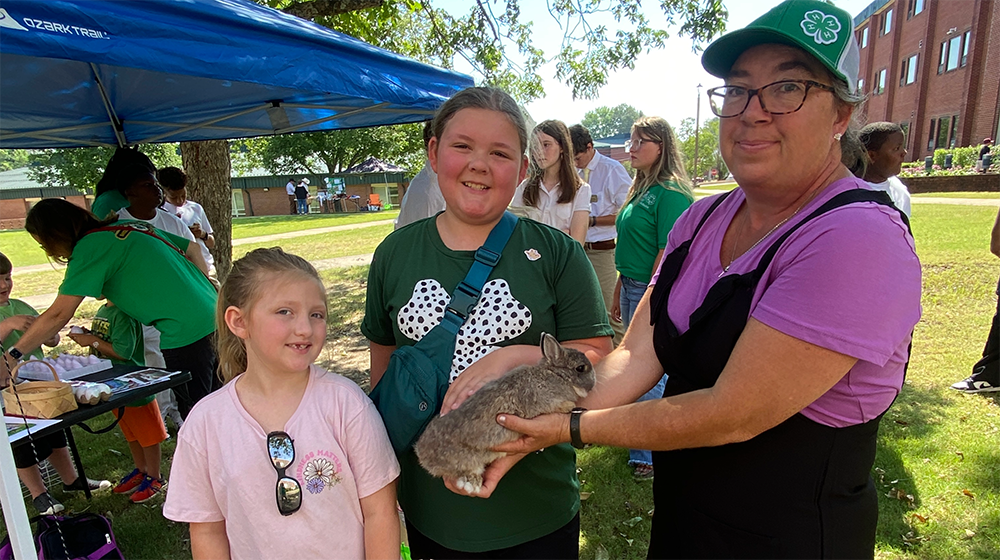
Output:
[707,80,836,118]
[266,431,302,516]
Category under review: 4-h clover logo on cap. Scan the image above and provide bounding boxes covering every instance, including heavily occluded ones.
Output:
[800,10,841,45]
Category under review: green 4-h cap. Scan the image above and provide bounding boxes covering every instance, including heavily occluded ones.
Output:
[702,0,860,94]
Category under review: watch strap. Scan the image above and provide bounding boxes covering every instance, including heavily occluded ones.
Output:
[570,407,587,449]
[8,347,23,360]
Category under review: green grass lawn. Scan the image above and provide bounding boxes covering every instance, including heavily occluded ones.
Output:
[231,209,397,238]
[0,210,399,268]
[911,192,1000,199]
[3,207,999,559]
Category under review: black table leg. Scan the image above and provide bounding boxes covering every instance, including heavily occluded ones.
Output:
[64,427,91,500]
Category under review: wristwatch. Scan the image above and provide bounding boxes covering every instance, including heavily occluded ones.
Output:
[569,407,587,449]
[7,347,23,360]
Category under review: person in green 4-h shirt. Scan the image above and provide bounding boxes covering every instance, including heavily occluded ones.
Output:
[10,196,217,420]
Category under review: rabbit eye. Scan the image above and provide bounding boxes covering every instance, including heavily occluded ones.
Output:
[575,364,588,373]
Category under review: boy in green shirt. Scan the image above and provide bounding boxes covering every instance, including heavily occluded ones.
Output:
[1,251,110,515]
[69,300,169,503]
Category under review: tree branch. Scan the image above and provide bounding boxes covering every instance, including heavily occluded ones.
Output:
[282,0,384,20]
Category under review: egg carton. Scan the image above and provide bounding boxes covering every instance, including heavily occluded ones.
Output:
[16,357,114,382]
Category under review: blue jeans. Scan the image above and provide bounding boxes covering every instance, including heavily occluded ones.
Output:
[620,274,667,467]
[296,198,309,214]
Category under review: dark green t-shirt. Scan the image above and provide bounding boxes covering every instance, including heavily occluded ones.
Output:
[58,221,216,349]
[362,216,612,551]
[92,303,154,407]
[615,181,692,283]
[0,299,45,360]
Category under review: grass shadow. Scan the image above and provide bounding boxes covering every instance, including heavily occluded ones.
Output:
[577,446,654,560]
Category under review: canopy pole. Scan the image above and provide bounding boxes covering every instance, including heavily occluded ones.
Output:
[90,63,127,148]
[0,424,38,560]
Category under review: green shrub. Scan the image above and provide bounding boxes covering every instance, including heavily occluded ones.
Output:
[952,146,979,168]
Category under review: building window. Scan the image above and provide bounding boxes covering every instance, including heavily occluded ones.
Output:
[929,115,962,151]
[938,41,947,73]
[947,35,962,71]
[962,30,971,66]
[858,78,865,93]
[860,27,869,48]
[881,9,893,35]
[876,68,887,94]
[900,122,910,146]
[900,54,918,85]
[908,0,925,18]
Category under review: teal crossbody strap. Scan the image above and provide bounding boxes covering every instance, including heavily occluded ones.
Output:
[439,211,519,334]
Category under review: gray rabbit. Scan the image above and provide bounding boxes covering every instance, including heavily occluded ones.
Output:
[414,332,595,495]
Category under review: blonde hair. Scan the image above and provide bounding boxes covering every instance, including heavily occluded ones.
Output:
[626,116,693,204]
[216,248,325,383]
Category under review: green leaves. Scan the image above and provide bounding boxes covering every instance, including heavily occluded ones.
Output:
[581,104,644,138]
[24,144,181,191]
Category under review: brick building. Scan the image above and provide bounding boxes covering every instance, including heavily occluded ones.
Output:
[854,0,1000,161]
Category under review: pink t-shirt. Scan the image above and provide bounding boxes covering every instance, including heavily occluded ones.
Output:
[163,365,399,559]
[652,177,921,427]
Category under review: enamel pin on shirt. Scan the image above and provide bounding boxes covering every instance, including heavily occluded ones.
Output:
[524,249,541,261]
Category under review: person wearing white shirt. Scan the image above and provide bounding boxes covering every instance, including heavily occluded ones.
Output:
[858,122,912,218]
[509,120,590,244]
[159,167,216,275]
[396,122,446,229]
[570,124,631,343]
[285,178,297,215]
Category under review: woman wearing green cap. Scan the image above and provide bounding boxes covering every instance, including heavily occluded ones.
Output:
[491,1,921,557]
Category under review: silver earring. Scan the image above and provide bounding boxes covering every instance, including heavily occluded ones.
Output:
[833,132,843,141]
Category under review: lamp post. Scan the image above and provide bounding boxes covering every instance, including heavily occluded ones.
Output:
[694,84,702,182]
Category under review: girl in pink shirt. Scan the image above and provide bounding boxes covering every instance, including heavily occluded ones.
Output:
[164,248,399,560]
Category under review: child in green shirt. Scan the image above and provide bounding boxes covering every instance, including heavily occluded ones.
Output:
[68,300,169,503]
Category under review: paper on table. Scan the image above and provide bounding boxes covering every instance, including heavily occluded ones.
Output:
[4,416,60,443]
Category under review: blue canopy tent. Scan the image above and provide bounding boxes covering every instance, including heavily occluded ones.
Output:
[0,0,474,148]
[0,1,473,555]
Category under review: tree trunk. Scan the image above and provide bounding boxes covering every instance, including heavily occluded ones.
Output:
[180,140,233,283]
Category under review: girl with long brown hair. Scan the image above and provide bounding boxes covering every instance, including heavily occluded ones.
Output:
[509,119,592,244]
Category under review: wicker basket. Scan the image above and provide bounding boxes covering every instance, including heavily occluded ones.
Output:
[2,360,78,419]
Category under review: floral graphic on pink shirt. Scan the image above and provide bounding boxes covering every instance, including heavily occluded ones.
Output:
[296,450,343,494]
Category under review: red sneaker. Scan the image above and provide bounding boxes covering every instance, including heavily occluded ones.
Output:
[113,469,145,494]
[131,476,166,504]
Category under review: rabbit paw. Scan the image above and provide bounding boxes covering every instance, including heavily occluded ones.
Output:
[456,475,484,495]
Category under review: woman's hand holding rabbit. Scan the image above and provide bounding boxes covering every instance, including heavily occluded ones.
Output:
[442,453,527,498]
[495,412,571,455]
[441,345,541,414]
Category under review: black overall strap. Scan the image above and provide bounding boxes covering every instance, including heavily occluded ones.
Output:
[649,190,735,337]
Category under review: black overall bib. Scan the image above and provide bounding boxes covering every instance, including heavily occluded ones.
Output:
[646,189,910,559]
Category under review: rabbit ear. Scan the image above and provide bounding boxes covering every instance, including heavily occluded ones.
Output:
[540,332,564,361]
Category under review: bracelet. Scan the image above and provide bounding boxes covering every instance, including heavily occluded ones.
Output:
[569,407,587,449]
[589,216,596,228]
